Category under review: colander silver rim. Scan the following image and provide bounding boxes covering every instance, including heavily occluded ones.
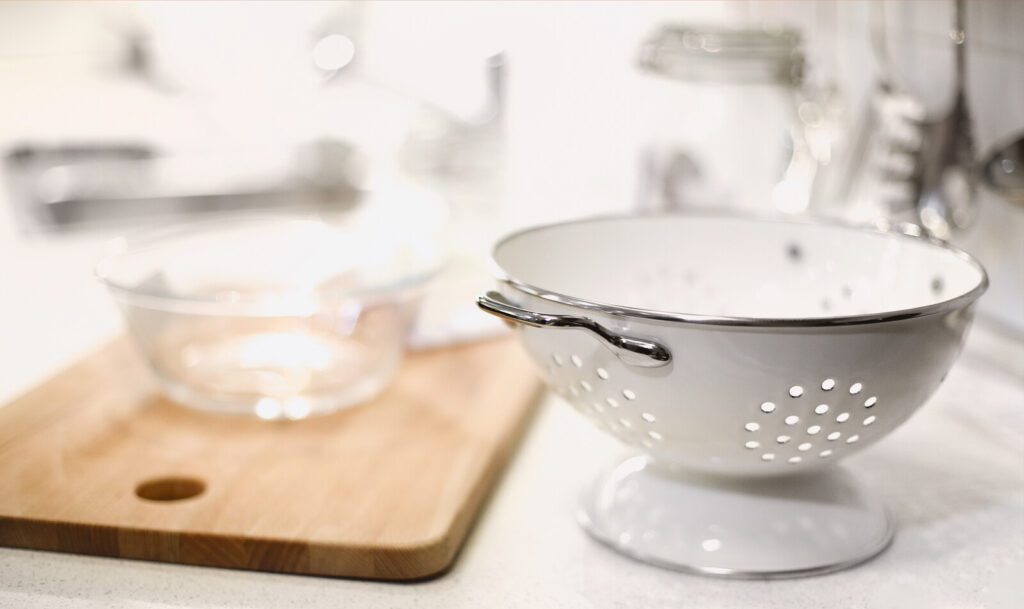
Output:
[489,212,989,328]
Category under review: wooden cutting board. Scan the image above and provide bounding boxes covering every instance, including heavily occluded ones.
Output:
[0,336,540,580]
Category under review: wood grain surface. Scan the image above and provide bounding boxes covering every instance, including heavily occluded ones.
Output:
[0,336,541,580]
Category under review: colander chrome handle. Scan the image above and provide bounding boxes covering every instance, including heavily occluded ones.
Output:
[477,291,671,368]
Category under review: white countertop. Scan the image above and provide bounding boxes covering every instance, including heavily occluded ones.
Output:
[1,203,1023,607]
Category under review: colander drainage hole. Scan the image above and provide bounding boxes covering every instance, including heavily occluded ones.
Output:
[761,453,775,461]
[579,380,592,392]
[788,456,802,464]
[570,355,583,368]
[647,431,663,441]
[821,378,836,391]
[744,422,760,432]
[849,382,863,395]
[797,442,812,451]
[552,354,564,367]
[776,435,791,444]
[827,432,841,441]
[863,416,877,426]
[789,385,804,398]
[135,476,205,502]
[836,412,850,423]
[622,389,637,401]
[606,397,619,409]
[760,401,776,413]
[596,367,610,380]
[807,425,821,434]
[846,435,860,444]
[864,396,877,408]
[640,412,656,423]
[814,404,830,415]
[784,415,800,425]
[745,441,760,449]
[819,449,833,458]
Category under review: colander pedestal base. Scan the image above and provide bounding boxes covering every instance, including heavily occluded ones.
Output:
[577,456,893,578]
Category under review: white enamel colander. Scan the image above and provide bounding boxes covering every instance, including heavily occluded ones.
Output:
[478,214,987,578]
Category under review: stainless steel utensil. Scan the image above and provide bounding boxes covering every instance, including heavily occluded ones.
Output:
[915,0,977,239]
[4,141,365,231]
[982,133,1024,207]
[964,133,1024,335]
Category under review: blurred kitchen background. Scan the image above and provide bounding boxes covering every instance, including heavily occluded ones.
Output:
[1,1,1022,399]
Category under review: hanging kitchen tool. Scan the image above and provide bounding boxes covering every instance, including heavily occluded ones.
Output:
[915,0,977,240]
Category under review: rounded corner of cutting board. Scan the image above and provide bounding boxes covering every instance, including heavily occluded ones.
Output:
[368,534,461,581]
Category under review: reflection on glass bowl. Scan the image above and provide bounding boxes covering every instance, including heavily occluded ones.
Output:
[96,210,441,418]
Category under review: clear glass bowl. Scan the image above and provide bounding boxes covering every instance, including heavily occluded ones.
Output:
[97,212,440,419]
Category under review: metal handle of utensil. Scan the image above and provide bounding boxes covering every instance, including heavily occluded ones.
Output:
[477,291,671,368]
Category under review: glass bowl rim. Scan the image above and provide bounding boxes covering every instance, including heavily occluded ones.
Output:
[96,212,443,316]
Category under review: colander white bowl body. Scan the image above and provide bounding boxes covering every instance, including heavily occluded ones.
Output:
[480,214,986,577]
[497,291,974,476]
